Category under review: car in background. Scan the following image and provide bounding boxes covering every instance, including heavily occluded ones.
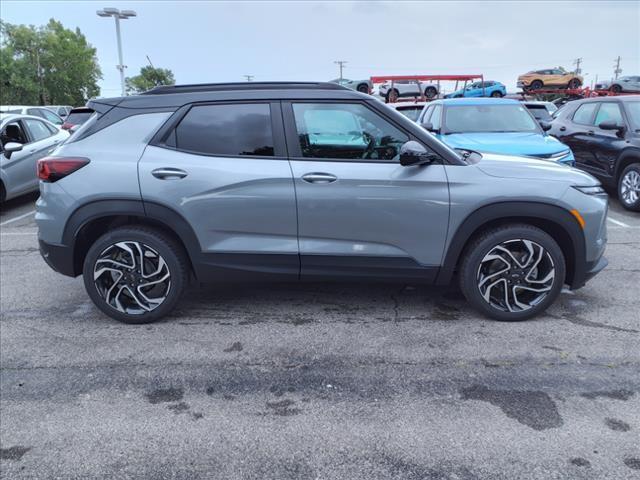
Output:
[445,81,506,98]
[517,67,582,91]
[329,78,372,94]
[595,76,640,94]
[386,101,428,122]
[61,107,94,131]
[379,80,439,102]
[0,105,64,126]
[549,96,640,211]
[523,101,558,123]
[417,98,575,165]
[0,113,69,202]
[46,105,74,119]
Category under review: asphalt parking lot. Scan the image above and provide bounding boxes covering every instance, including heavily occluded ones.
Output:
[1,193,639,479]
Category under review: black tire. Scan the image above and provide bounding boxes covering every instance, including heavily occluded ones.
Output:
[385,89,399,103]
[530,80,543,91]
[356,83,369,94]
[490,90,503,97]
[618,163,640,211]
[459,224,566,322]
[82,226,189,324]
[424,86,438,99]
[610,84,622,94]
[567,78,581,89]
[0,182,5,204]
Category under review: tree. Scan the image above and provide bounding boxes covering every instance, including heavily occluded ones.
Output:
[0,19,102,106]
[126,66,175,94]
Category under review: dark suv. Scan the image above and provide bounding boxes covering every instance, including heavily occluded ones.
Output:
[36,82,608,324]
[550,96,640,210]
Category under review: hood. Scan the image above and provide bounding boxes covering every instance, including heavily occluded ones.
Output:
[475,152,599,185]
[440,132,569,157]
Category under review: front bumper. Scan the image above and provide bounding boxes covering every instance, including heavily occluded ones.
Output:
[584,256,608,284]
[39,238,77,277]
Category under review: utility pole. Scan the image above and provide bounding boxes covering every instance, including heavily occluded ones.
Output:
[334,60,347,80]
[613,56,622,79]
[572,57,582,75]
[243,75,254,82]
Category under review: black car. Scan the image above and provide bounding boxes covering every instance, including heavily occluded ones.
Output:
[549,96,640,211]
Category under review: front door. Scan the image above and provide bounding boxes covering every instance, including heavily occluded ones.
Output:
[139,101,299,279]
[589,102,627,180]
[283,101,450,281]
[558,102,599,174]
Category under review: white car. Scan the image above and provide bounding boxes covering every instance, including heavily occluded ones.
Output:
[0,113,69,202]
[0,105,64,126]
[46,105,74,119]
[379,80,439,102]
[386,101,428,122]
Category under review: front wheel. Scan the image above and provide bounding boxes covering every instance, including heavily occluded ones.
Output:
[424,86,438,99]
[529,80,544,91]
[356,83,369,93]
[83,226,189,323]
[610,84,622,94]
[385,89,399,103]
[490,90,503,97]
[459,224,566,321]
[618,163,640,211]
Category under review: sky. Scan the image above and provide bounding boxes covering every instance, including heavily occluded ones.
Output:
[1,0,639,97]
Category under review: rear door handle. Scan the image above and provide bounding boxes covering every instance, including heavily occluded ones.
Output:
[151,167,188,180]
[301,172,337,184]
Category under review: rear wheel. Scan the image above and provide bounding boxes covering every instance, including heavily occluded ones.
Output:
[490,90,503,97]
[610,84,622,94]
[424,86,438,99]
[618,163,640,211]
[459,224,565,321]
[386,89,399,103]
[82,226,189,324]
[356,83,369,93]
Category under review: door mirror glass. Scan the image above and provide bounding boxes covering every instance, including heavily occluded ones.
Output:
[3,142,23,158]
[399,140,436,166]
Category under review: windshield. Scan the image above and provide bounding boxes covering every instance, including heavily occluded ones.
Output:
[626,101,640,131]
[396,106,423,121]
[443,104,540,134]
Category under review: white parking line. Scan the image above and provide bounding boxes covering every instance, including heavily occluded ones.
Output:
[0,209,36,227]
[0,231,38,236]
[607,217,630,228]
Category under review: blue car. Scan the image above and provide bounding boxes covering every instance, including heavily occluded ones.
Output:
[445,80,507,99]
[416,98,575,165]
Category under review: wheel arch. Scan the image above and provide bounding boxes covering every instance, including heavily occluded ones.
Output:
[436,202,586,288]
[63,200,201,278]
[614,149,640,182]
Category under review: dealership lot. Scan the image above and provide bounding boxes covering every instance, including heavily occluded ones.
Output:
[1,195,639,479]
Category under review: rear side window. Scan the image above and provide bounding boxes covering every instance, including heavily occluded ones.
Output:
[175,103,274,157]
[572,103,598,125]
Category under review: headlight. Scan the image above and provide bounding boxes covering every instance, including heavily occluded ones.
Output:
[573,185,606,195]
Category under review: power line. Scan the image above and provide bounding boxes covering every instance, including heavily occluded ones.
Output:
[334,60,347,80]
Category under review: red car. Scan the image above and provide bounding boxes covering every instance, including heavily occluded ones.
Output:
[61,107,94,131]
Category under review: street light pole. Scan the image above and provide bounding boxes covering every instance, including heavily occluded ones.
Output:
[97,8,137,96]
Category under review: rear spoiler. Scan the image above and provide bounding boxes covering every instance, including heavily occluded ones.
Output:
[86,97,124,115]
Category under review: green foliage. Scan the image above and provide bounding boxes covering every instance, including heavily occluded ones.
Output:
[0,19,102,106]
[126,66,175,94]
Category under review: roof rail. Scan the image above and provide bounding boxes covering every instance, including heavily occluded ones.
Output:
[141,82,349,95]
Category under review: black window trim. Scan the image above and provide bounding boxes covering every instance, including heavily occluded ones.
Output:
[150,100,287,160]
[281,99,436,164]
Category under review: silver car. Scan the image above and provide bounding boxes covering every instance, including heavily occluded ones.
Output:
[379,80,439,102]
[36,82,608,324]
[329,78,372,93]
[1,113,69,202]
[595,76,640,94]
[0,105,64,126]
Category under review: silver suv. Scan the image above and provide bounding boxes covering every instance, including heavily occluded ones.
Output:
[36,82,608,324]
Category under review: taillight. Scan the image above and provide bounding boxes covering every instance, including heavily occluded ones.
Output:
[37,157,90,182]
[62,122,73,130]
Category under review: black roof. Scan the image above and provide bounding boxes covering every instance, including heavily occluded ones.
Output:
[142,81,348,95]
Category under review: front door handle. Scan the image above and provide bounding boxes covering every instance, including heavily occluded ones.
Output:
[587,130,595,136]
[151,167,188,180]
[559,126,566,132]
[301,172,337,184]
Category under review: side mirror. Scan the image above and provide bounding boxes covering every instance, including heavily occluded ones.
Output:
[421,121,439,133]
[399,140,437,167]
[3,142,23,159]
[539,121,552,131]
[598,120,624,132]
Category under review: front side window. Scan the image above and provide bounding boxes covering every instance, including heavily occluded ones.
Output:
[1,121,29,148]
[572,103,598,125]
[430,105,443,130]
[175,103,274,157]
[594,103,624,127]
[292,103,409,161]
[24,118,53,141]
[443,104,538,134]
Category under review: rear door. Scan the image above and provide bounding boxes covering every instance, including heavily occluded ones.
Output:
[18,118,61,192]
[283,100,450,281]
[558,102,599,172]
[139,101,299,279]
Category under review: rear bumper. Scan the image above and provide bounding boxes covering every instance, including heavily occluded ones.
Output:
[39,239,76,277]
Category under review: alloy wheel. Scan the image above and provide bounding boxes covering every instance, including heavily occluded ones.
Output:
[93,241,171,315]
[476,239,555,313]
[621,170,640,205]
